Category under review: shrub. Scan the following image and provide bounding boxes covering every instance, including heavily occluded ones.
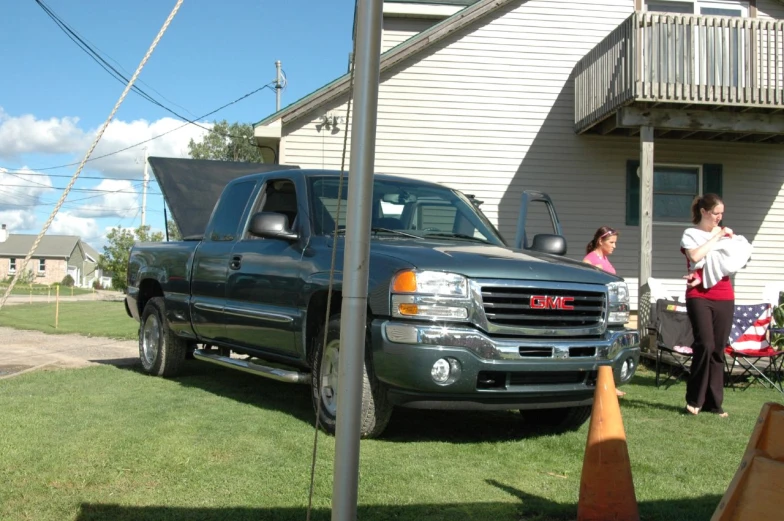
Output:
[92,280,104,290]
[61,274,75,287]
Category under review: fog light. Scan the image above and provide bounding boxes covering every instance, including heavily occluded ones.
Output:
[620,357,635,382]
[430,357,461,385]
[431,359,450,383]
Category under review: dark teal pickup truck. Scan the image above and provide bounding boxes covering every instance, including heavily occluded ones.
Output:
[126,161,638,438]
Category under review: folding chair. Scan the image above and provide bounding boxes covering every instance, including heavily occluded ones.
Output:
[724,303,784,395]
[651,299,695,388]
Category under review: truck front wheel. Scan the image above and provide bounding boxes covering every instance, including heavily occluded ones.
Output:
[311,315,392,439]
[519,405,592,432]
[139,297,187,377]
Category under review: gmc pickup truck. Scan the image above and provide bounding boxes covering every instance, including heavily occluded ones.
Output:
[126,162,639,438]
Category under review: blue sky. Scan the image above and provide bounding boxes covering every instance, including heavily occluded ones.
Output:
[0,0,354,248]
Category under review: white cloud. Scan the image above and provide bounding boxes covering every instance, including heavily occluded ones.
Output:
[50,212,101,241]
[68,179,140,219]
[0,167,54,215]
[0,108,88,157]
[0,108,211,178]
[89,117,210,178]
[0,209,38,232]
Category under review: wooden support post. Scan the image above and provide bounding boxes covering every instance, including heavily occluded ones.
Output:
[55,285,60,329]
[639,126,654,335]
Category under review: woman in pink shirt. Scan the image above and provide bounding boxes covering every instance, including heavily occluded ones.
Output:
[583,226,618,275]
[583,226,625,396]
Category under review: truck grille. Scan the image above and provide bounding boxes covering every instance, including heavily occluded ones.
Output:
[480,286,606,329]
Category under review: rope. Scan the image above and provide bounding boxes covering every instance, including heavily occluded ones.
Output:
[0,0,184,312]
[306,15,357,521]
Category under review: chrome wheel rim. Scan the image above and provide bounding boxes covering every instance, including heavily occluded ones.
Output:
[142,313,161,367]
[319,339,340,417]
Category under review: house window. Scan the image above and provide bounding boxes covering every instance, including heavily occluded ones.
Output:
[38,259,46,273]
[626,161,722,226]
[653,166,700,223]
[9,258,16,273]
[645,0,748,16]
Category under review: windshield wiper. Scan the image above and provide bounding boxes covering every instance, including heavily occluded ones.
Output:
[371,227,423,239]
[331,227,423,240]
[424,232,491,244]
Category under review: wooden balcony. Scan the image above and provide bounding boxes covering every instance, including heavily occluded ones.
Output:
[574,12,784,143]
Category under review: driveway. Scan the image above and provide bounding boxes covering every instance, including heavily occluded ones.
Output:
[0,326,138,379]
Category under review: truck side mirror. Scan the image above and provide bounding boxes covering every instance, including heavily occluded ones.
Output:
[530,233,567,256]
[248,212,298,241]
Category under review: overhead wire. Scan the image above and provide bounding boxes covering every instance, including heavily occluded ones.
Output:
[0,83,274,173]
[0,0,184,311]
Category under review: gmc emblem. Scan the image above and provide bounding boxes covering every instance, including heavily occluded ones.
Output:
[530,295,575,310]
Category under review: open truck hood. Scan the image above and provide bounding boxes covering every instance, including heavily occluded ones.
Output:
[148,156,298,238]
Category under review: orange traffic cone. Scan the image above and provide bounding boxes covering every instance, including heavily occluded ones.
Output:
[577,365,639,521]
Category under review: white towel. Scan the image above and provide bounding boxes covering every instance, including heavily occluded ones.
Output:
[693,235,753,289]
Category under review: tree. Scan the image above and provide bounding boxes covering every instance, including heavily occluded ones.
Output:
[167,219,182,241]
[99,225,164,292]
[188,120,264,162]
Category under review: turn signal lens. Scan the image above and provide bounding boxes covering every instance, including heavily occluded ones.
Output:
[392,271,418,293]
[398,303,419,315]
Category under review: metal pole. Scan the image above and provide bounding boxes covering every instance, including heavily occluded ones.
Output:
[639,126,654,336]
[141,147,149,227]
[332,1,382,520]
[275,60,282,111]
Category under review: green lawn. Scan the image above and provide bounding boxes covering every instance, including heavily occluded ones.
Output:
[0,301,137,339]
[0,361,781,521]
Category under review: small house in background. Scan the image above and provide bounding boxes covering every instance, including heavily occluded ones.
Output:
[0,229,109,288]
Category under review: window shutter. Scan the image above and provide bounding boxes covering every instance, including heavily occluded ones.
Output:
[626,160,641,226]
[702,164,723,197]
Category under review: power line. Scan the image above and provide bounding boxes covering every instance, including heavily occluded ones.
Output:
[0,83,272,173]
[0,169,160,194]
[34,0,279,159]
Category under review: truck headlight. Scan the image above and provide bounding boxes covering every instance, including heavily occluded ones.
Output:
[390,270,471,321]
[607,281,630,326]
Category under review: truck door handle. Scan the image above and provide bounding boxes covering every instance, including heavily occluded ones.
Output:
[229,255,242,270]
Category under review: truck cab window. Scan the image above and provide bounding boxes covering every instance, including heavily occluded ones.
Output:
[256,180,299,230]
[207,180,256,241]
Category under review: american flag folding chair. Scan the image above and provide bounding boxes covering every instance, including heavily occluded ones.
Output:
[724,303,784,395]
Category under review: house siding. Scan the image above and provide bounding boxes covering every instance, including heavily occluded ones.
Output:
[0,257,68,286]
[278,0,784,308]
[382,17,440,52]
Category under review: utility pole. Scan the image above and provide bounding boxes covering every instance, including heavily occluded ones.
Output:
[275,60,282,111]
[332,1,383,520]
[141,147,149,227]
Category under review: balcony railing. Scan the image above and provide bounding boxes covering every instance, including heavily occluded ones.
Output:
[575,12,784,133]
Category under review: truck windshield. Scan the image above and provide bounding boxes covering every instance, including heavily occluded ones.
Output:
[309,177,506,246]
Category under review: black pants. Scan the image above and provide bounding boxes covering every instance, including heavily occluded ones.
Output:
[685,298,734,412]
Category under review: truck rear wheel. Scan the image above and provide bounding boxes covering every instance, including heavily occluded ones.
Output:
[311,315,392,439]
[519,405,592,432]
[139,297,187,377]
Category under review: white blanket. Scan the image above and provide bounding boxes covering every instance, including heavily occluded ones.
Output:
[693,235,753,288]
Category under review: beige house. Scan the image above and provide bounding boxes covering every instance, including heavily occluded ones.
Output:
[254,0,784,319]
[0,233,106,288]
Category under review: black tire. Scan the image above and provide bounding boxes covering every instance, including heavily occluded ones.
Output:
[310,315,392,439]
[139,297,187,377]
[519,405,592,432]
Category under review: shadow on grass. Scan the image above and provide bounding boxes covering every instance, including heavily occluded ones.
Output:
[117,360,576,442]
[119,360,317,426]
[75,480,723,521]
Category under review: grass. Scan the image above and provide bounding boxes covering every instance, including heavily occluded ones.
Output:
[0,301,137,340]
[0,361,781,521]
[0,283,95,296]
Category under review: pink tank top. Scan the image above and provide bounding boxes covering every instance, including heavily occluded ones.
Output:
[583,251,616,275]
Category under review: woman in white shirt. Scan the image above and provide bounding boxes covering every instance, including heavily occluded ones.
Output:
[680,193,734,418]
